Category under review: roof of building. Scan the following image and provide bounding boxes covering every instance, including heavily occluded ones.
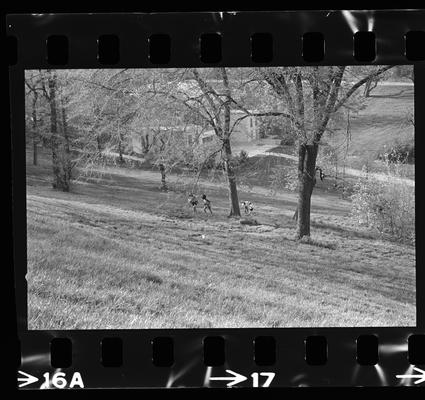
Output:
[137,124,203,133]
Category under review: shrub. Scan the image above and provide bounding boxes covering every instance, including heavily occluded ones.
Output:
[238,150,249,163]
[377,141,415,164]
[230,150,249,169]
[258,117,296,145]
[279,133,295,146]
[350,168,415,244]
[268,163,299,195]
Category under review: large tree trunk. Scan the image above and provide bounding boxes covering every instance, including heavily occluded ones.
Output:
[223,139,241,217]
[48,72,69,192]
[117,120,124,164]
[61,98,72,183]
[31,93,38,165]
[117,138,124,164]
[158,163,167,191]
[140,134,150,154]
[296,143,318,239]
[219,67,241,218]
[96,135,102,153]
[144,134,150,153]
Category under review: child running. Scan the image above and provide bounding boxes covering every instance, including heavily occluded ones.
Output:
[241,200,254,215]
[201,194,213,214]
[188,194,198,213]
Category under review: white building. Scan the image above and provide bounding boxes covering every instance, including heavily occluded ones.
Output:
[131,110,260,154]
[198,110,260,145]
[131,124,203,155]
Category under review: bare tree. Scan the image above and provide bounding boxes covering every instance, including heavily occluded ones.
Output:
[145,68,244,216]
[145,68,292,216]
[59,87,72,183]
[194,68,241,216]
[29,88,39,165]
[35,70,71,191]
[25,72,44,165]
[259,66,393,238]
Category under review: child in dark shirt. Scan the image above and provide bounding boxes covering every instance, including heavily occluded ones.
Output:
[241,201,254,215]
[188,194,198,213]
[201,194,212,214]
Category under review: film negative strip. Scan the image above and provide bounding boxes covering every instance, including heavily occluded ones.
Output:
[7,10,425,389]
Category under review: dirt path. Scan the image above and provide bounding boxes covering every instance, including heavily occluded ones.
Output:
[246,145,414,187]
[265,151,414,186]
[232,138,281,157]
[102,134,414,187]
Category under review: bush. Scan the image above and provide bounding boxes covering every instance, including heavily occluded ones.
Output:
[350,169,415,244]
[280,134,295,146]
[377,141,414,164]
[238,150,249,163]
[230,150,249,169]
[269,164,298,193]
[258,117,295,145]
[202,155,219,170]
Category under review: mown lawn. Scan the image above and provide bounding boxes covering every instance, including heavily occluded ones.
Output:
[26,156,416,329]
[329,84,415,178]
[347,85,414,154]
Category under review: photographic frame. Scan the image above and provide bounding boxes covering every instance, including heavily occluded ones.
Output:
[8,9,425,389]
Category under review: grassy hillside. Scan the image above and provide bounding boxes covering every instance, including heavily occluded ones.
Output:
[328,84,414,175]
[26,153,415,329]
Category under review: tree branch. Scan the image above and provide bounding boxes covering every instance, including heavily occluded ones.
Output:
[314,66,346,142]
[333,65,394,112]
[191,68,221,128]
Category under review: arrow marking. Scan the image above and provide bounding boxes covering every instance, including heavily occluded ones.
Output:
[396,366,425,385]
[210,369,247,387]
[17,370,39,388]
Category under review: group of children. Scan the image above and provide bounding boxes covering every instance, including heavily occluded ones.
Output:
[188,193,212,214]
[187,194,254,216]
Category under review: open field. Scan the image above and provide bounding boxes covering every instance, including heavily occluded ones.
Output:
[330,84,415,177]
[234,84,415,182]
[26,152,416,329]
[343,84,413,156]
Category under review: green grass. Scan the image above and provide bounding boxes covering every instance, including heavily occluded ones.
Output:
[26,153,416,329]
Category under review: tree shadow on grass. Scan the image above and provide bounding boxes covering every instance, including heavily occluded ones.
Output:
[311,220,377,240]
[369,88,413,99]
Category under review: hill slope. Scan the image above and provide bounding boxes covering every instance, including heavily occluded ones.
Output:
[26,155,416,329]
[328,83,414,171]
